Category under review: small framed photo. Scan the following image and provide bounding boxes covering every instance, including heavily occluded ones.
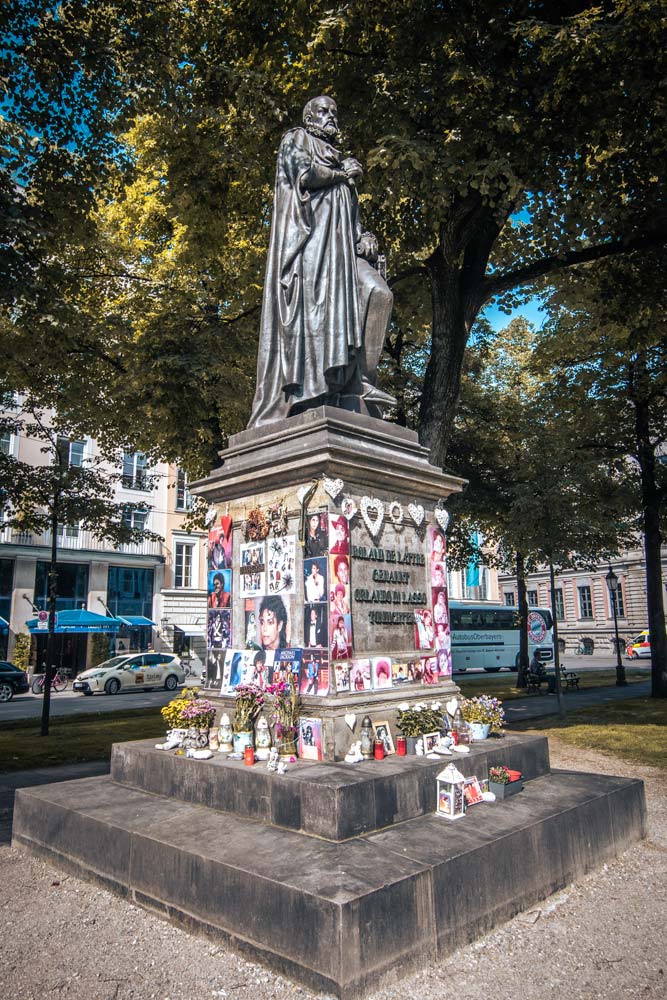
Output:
[463,776,484,805]
[422,731,440,754]
[372,720,395,756]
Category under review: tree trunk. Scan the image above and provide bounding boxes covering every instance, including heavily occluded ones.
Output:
[516,551,529,688]
[418,249,472,466]
[633,368,667,698]
[549,559,566,720]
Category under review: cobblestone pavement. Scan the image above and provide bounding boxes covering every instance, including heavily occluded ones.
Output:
[2,740,665,1000]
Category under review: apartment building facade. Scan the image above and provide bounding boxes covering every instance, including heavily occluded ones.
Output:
[0,414,207,674]
[498,547,666,654]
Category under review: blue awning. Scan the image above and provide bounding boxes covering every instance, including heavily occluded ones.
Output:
[116,615,156,628]
[25,609,123,634]
[0,616,8,634]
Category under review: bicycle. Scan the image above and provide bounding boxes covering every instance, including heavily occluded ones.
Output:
[31,668,69,694]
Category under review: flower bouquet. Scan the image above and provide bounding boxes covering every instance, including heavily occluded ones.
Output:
[161,687,199,731]
[180,696,216,729]
[267,673,301,758]
[461,695,505,733]
[233,682,265,733]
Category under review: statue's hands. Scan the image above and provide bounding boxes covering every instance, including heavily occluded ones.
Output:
[341,157,363,183]
[356,231,379,262]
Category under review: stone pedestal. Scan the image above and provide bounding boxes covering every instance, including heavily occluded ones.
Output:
[193,409,466,760]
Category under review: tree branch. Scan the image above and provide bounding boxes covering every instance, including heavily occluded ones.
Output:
[388,265,428,289]
[480,228,667,305]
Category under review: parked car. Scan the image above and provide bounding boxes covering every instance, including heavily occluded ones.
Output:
[72,652,184,695]
[625,631,651,658]
[0,661,30,702]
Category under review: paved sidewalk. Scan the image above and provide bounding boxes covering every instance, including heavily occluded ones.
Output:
[504,679,651,724]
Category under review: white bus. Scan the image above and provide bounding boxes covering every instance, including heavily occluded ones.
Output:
[449,603,554,673]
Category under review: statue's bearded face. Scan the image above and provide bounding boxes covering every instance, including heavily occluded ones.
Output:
[304,96,339,139]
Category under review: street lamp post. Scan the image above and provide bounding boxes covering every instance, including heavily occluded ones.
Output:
[605,566,627,687]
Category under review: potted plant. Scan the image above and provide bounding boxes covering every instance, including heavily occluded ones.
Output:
[488,764,523,799]
[232,682,265,752]
[461,695,505,740]
[396,701,444,754]
[267,673,301,759]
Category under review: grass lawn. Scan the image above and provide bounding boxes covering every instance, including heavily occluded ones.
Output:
[458,668,648,702]
[511,697,667,770]
[0,707,165,773]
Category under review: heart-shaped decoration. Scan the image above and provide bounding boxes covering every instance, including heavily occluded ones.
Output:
[344,713,356,731]
[408,503,425,527]
[323,477,344,500]
[434,506,450,532]
[445,697,459,717]
[296,485,310,505]
[360,496,384,537]
[341,496,358,521]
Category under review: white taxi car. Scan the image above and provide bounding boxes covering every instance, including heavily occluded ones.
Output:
[73,652,185,696]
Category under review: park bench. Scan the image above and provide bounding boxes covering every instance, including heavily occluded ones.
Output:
[560,666,580,691]
[526,665,581,694]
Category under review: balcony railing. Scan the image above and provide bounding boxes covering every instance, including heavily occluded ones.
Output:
[0,526,164,558]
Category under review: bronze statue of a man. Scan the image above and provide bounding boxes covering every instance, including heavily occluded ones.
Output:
[248,95,394,428]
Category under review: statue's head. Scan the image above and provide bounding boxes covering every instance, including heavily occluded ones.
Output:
[303,95,339,140]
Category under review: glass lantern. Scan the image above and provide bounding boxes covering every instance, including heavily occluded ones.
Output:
[436,763,467,820]
[218,713,233,753]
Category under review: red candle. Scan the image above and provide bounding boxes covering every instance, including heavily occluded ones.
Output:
[374,740,385,760]
[244,747,255,766]
[396,737,407,756]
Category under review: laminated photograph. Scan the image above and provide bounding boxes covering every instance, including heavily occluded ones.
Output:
[239,541,266,597]
[349,658,372,692]
[208,516,233,571]
[304,508,329,558]
[372,656,393,689]
[255,594,292,651]
[334,661,351,693]
[300,650,330,697]
[303,557,328,603]
[208,569,232,609]
[298,717,323,761]
[207,609,231,650]
[266,535,296,594]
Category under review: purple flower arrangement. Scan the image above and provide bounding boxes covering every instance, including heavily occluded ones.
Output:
[233,682,265,732]
[180,696,216,728]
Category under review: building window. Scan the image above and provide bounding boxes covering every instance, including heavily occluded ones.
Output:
[56,436,85,467]
[176,468,193,511]
[57,522,80,539]
[610,586,625,618]
[0,558,13,624]
[0,430,12,455]
[504,592,515,606]
[122,505,148,532]
[578,585,593,619]
[107,566,154,619]
[527,590,538,607]
[122,451,148,490]
[174,542,194,588]
[34,561,89,612]
[553,588,565,621]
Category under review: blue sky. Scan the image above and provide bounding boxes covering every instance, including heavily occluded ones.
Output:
[482,296,545,333]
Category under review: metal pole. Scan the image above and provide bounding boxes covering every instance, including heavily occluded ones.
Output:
[606,566,627,687]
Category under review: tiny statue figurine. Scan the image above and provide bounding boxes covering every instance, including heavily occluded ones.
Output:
[218,713,234,753]
[344,740,364,763]
[155,728,186,751]
[415,737,424,756]
[360,715,374,759]
[277,761,288,774]
[267,747,279,772]
[255,716,273,761]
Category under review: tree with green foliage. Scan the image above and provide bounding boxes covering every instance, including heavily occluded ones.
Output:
[2,1,666,470]
[446,317,637,699]
[536,252,667,697]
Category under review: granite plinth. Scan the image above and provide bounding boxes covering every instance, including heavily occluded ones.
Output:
[13,765,646,999]
[193,406,464,502]
[110,732,551,841]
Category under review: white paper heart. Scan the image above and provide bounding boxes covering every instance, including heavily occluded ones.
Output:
[434,506,450,532]
[360,496,384,537]
[345,713,356,731]
[205,505,218,528]
[323,477,344,500]
[296,485,309,505]
[407,503,425,527]
[341,496,358,521]
[445,697,459,717]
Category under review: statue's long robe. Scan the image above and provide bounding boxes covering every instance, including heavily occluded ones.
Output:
[248,128,363,428]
